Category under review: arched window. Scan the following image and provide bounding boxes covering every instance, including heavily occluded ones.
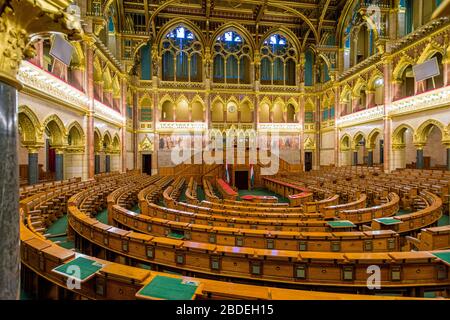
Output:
[213,31,251,84]
[260,34,297,86]
[161,26,202,82]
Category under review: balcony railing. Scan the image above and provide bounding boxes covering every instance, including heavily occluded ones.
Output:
[156,122,207,132]
[337,105,385,127]
[389,85,450,115]
[257,123,302,133]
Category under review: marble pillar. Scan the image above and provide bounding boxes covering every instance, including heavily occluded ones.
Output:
[367,150,374,167]
[447,148,450,171]
[416,148,424,169]
[95,154,100,174]
[55,151,64,181]
[0,82,19,299]
[105,154,111,173]
[27,149,39,185]
[353,151,358,166]
[0,0,82,301]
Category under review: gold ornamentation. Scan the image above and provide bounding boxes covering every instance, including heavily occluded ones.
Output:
[139,135,154,152]
[0,0,82,88]
[304,136,316,150]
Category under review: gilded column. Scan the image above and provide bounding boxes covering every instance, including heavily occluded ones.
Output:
[0,0,81,299]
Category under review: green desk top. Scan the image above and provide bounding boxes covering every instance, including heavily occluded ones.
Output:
[168,232,185,240]
[432,252,450,264]
[52,256,103,282]
[137,276,199,300]
[374,217,402,225]
[327,220,356,228]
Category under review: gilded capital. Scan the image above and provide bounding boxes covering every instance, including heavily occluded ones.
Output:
[0,0,82,88]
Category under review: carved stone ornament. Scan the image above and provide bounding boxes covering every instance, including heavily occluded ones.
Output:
[0,0,82,88]
[139,135,154,152]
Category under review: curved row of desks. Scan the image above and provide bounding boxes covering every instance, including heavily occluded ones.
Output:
[68,202,450,290]
[22,219,424,300]
[111,205,400,252]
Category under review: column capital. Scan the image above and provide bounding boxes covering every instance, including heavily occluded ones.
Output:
[54,147,66,154]
[443,140,450,148]
[392,143,406,150]
[26,145,42,154]
[414,143,425,150]
[0,0,82,88]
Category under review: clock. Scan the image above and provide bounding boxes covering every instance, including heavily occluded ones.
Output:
[227,104,236,113]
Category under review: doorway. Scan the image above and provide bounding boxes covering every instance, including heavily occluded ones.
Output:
[305,152,313,172]
[142,154,152,175]
[235,170,249,190]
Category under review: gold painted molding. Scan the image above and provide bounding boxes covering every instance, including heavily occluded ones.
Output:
[0,0,82,88]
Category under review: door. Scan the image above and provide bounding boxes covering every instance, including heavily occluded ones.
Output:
[235,170,249,190]
[142,154,152,175]
[305,152,313,172]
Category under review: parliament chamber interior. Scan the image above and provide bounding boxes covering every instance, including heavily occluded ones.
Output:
[2,0,450,302]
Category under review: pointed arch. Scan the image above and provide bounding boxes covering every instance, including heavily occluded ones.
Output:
[417,42,445,65]
[175,94,189,106]
[67,121,85,147]
[156,18,206,52]
[340,84,352,102]
[210,22,255,52]
[139,93,152,107]
[416,119,447,144]
[392,124,415,145]
[340,134,352,150]
[18,105,43,144]
[70,41,85,69]
[112,134,121,152]
[305,98,315,111]
[211,95,226,106]
[94,128,103,152]
[353,131,366,145]
[367,128,382,149]
[273,97,286,111]
[240,96,254,111]
[191,94,205,107]
[287,97,299,112]
[42,114,67,146]
[259,27,301,60]
[158,94,175,110]
[393,55,416,81]
[353,78,367,97]
[367,71,384,90]
[103,131,113,151]
[317,53,332,71]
